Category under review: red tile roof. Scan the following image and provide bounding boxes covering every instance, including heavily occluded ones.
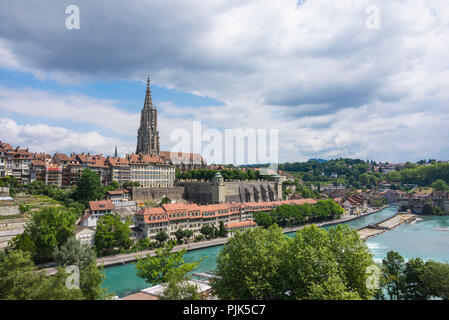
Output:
[225,220,256,229]
[127,153,166,165]
[136,207,169,223]
[31,159,46,166]
[121,292,159,300]
[106,157,129,166]
[107,189,129,195]
[159,151,204,163]
[137,199,318,225]
[89,200,115,211]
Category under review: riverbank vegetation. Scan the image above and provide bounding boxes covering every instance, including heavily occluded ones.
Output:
[253,199,344,228]
[377,250,449,300]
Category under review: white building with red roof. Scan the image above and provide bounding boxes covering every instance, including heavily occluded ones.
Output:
[79,200,116,227]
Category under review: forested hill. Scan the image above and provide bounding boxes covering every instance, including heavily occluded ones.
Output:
[385,163,449,186]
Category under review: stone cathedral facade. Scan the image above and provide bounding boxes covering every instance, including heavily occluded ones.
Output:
[136,77,160,156]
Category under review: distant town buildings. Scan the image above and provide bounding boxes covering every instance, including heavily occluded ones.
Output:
[0,77,207,187]
[399,191,449,214]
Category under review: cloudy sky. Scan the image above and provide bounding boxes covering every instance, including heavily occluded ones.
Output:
[0,0,448,164]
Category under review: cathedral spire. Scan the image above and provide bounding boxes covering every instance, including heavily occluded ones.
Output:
[137,76,160,156]
[144,75,153,109]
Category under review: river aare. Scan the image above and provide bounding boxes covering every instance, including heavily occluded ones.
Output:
[102,205,449,297]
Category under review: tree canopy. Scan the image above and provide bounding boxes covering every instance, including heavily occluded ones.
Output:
[72,168,105,206]
[94,214,132,254]
[431,179,449,191]
[0,250,94,300]
[254,200,344,228]
[9,206,79,264]
[378,250,449,300]
[211,224,374,300]
[136,242,199,285]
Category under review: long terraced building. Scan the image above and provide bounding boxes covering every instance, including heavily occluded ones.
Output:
[134,198,317,239]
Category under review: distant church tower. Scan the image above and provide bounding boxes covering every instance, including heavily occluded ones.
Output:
[136,76,160,156]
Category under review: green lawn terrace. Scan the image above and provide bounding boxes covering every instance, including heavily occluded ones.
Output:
[0,193,62,220]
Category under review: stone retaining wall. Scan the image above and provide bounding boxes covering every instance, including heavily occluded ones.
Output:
[0,206,20,216]
[131,187,185,202]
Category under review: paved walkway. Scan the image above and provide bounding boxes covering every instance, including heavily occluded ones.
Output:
[42,237,230,275]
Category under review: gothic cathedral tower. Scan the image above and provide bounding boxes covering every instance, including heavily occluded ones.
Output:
[136,77,160,156]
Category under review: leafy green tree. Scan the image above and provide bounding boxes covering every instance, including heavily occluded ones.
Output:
[77,263,107,300]
[94,214,132,254]
[183,229,194,242]
[218,221,227,237]
[326,224,374,299]
[155,230,169,245]
[211,224,374,300]
[72,168,105,206]
[431,179,449,191]
[263,200,343,228]
[434,206,445,216]
[19,204,30,213]
[136,242,199,285]
[402,258,429,300]
[174,229,188,244]
[281,225,370,300]
[105,180,120,192]
[136,237,155,250]
[159,274,202,300]
[0,250,45,299]
[306,274,361,300]
[211,225,289,299]
[9,206,78,264]
[381,251,405,300]
[159,196,171,206]
[53,237,108,300]
[422,260,449,300]
[200,225,217,240]
[0,250,84,300]
[122,181,140,188]
[53,237,96,270]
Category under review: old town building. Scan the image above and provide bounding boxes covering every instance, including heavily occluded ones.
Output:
[134,198,317,240]
[106,157,131,185]
[127,153,175,188]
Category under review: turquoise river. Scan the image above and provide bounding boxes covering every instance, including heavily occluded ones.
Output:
[102,205,449,297]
